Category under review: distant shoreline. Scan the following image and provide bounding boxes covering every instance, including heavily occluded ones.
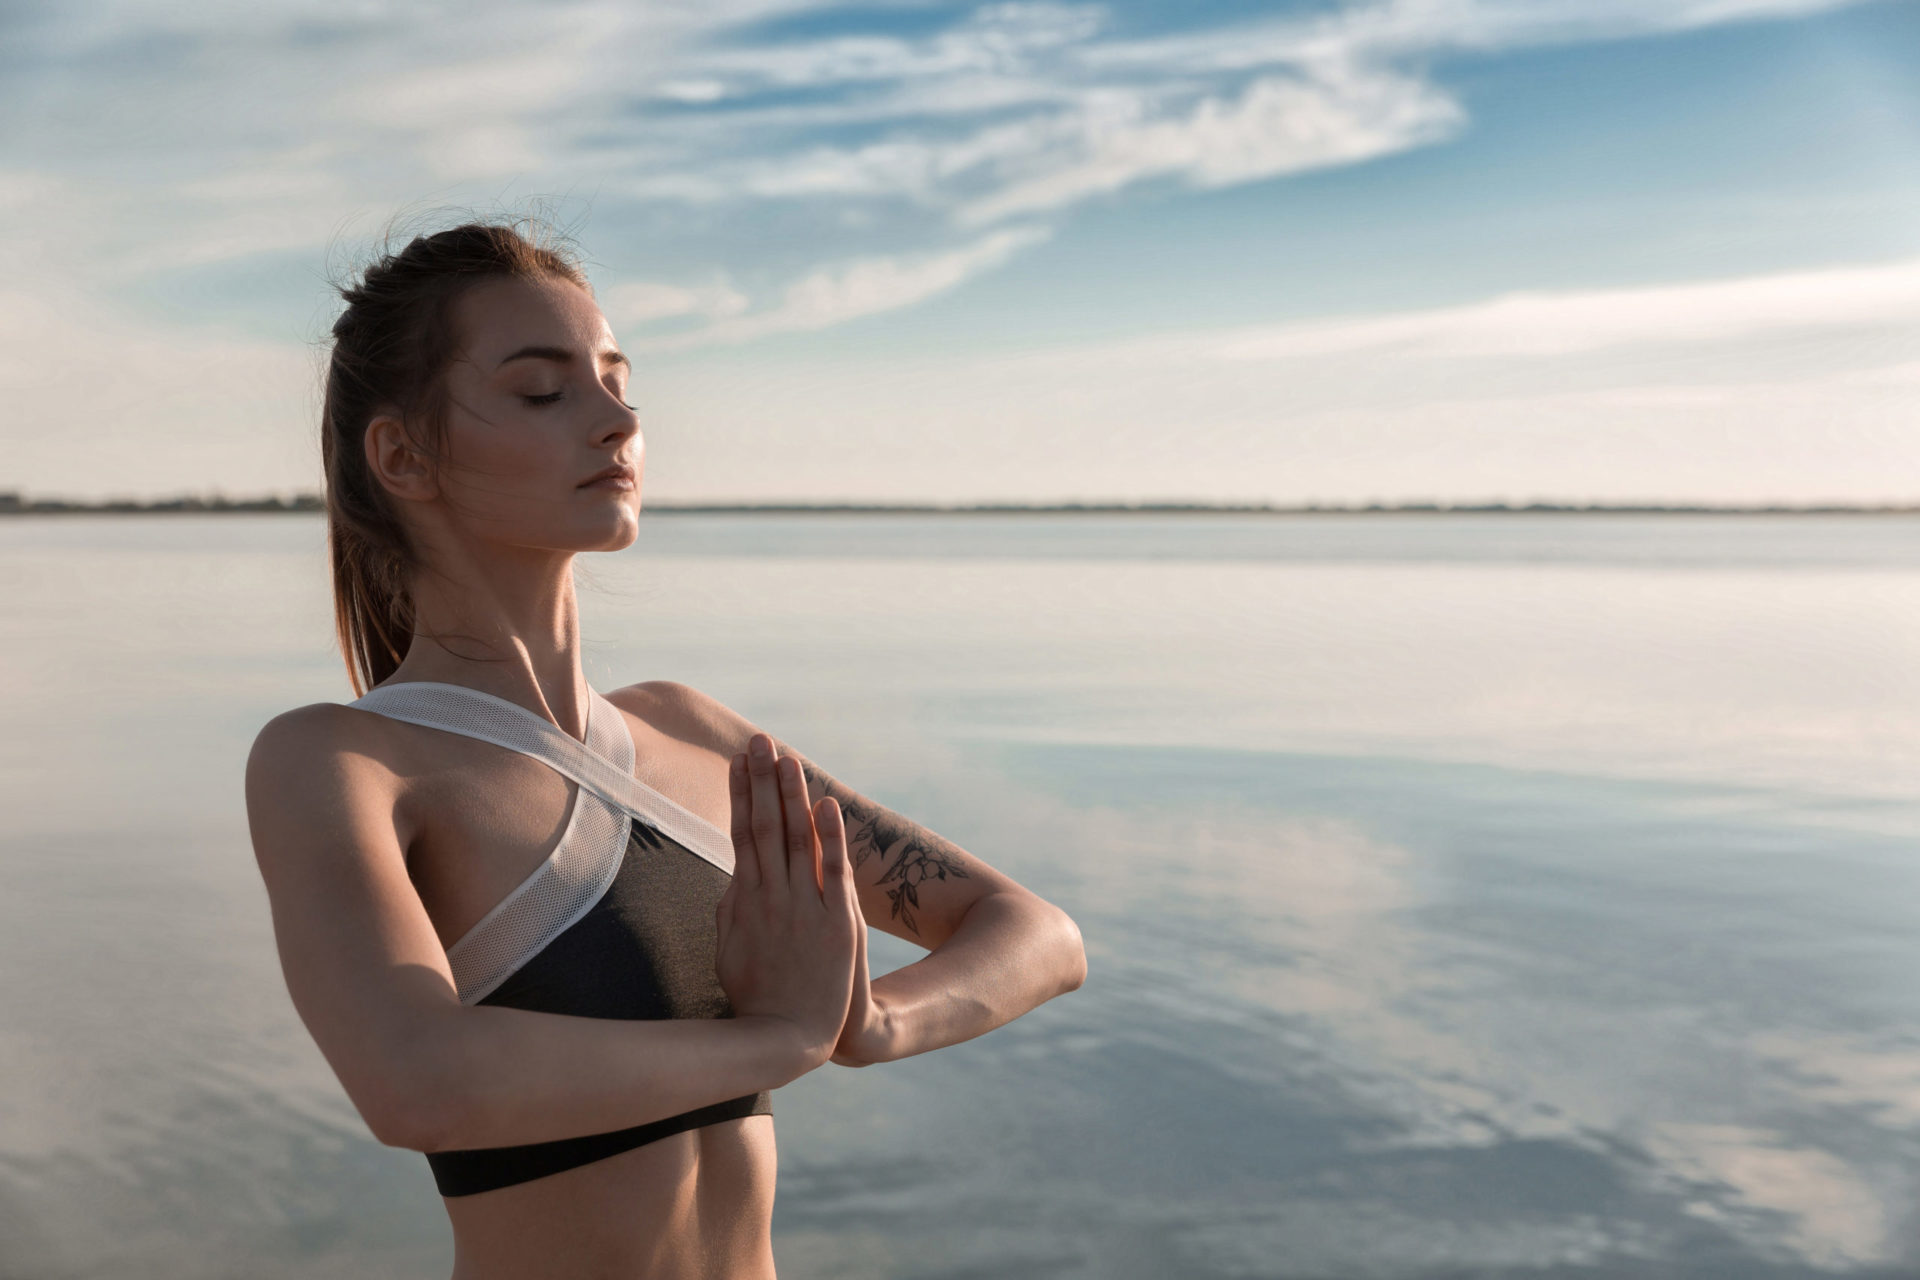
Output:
[1,492,1917,517]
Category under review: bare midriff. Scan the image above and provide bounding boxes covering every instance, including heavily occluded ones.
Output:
[443,1115,777,1279]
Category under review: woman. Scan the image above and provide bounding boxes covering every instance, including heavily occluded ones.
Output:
[243,222,1087,1278]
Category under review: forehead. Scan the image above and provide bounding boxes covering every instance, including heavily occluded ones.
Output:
[450,274,614,365]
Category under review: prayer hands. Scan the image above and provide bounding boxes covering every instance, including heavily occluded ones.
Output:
[715,734,859,1070]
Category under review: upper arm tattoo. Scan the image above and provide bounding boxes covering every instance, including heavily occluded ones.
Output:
[789,752,971,939]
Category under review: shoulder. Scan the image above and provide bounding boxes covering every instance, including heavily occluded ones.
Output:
[248,699,404,779]
[245,702,410,863]
[603,680,761,757]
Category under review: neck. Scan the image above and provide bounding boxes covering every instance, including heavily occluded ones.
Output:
[384,536,592,741]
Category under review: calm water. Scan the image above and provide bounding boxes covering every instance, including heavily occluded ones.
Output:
[1,512,1917,1279]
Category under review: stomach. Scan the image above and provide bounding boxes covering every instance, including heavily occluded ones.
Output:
[442,1115,778,1280]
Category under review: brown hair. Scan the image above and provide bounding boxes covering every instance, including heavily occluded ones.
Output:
[322,220,589,695]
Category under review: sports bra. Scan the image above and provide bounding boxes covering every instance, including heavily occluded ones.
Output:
[348,679,772,1198]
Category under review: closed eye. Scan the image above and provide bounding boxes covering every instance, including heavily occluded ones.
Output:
[521,388,638,410]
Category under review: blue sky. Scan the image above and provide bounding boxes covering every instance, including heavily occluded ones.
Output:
[3,0,1917,503]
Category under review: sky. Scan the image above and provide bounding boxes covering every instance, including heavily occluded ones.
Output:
[2,0,1917,505]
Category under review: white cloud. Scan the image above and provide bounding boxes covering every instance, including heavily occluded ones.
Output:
[1212,256,1920,360]
[1368,0,1882,53]
[426,124,549,182]
[603,277,751,326]
[2,0,1888,307]
[631,224,1051,349]
[623,253,1920,505]
[1082,0,1883,75]
[344,51,589,131]
[653,78,729,104]
[621,62,1462,228]
[592,0,1883,239]
[688,3,1106,90]
[957,64,1463,225]
[0,0,1901,499]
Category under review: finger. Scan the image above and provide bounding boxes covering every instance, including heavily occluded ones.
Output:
[835,836,875,1069]
[778,755,822,901]
[848,849,869,974]
[854,898,869,979]
[842,826,869,987]
[847,914,871,1041]
[727,753,761,893]
[747,734,791,908]
[820,797,860,950]
[818,796,851,904]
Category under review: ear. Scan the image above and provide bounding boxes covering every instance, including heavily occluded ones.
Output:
[364,412,439,503]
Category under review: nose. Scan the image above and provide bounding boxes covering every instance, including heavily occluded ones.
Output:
[597,396,640,450]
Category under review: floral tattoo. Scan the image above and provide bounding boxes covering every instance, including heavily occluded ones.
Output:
[792,753,971,937]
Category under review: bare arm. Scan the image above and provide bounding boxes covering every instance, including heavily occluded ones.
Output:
[613,681,1087,1066]
[244,705,822,1153]
[782,743,1087,1063]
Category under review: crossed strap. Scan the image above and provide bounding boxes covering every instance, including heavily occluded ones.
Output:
[349,680,735,876]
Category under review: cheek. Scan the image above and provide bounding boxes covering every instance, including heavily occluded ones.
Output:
[448,407,567,479]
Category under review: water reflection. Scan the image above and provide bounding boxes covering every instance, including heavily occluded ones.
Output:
[902,739,1920,1276]
[0,514,1915,1277]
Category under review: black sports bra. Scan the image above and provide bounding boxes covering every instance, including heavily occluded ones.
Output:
[349,680,770,1198]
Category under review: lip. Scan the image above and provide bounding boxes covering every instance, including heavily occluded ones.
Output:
[578,463,636,490]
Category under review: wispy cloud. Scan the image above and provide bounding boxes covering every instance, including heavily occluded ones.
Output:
[602,277,752,328]
[625,224,1052,349]
[681,3,1107,90]
[6,0,1884,310]
[608,0,1885,232]
[1211,256,1920,360]
[1079,0,1882,73]
[954,63,1462,225]
[625,254,1920,504]
[0,0,1900,499]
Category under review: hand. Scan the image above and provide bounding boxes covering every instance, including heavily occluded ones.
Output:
[714,734,859,1073]
[829,888,894,1067]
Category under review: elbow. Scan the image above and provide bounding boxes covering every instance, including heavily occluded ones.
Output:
[359,1070,463,1153]
[352,1030,470,1153]
[1048,902,1088,996]
[362,1098,431,1153]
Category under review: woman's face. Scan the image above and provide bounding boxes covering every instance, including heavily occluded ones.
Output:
[421,272,643,553]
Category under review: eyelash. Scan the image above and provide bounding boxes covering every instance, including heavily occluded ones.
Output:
[521,391,639,410]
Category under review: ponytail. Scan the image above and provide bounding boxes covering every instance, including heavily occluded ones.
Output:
[320,221,587,694]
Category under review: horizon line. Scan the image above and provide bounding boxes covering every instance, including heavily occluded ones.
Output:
[3,490,1919,516]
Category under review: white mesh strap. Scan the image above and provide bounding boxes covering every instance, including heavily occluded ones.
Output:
[350,681,735,876]
[348,681,736,1005]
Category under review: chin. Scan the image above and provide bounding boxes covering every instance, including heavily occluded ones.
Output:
[580,503,641,553]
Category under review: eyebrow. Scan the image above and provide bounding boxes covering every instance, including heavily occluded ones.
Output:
[495,345,630,371]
